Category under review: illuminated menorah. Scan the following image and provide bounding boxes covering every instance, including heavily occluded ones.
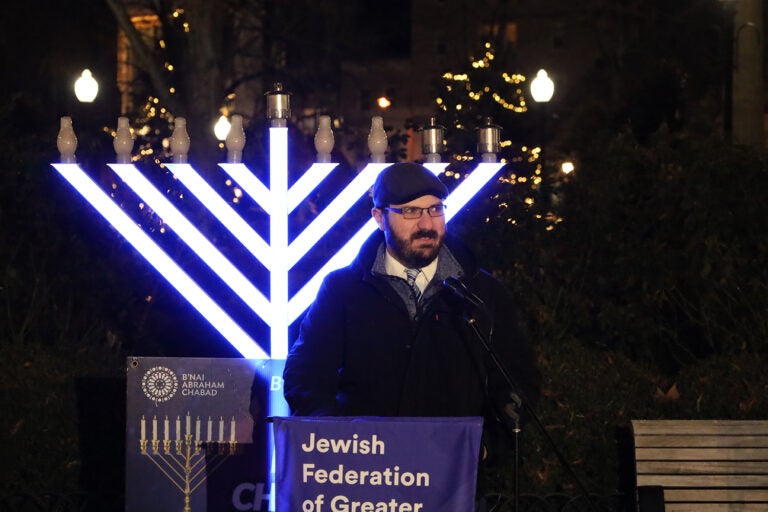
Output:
[52,83,504,359]
[139,413,237,512]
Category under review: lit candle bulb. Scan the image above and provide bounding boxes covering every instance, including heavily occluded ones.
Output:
[164,416,169,441]
[176,416,181,440]
[207,417,213,442]
[141,416,146,440]
[186,412,191,436]
[195,417,201,441]
[152,416,158,441]
[230,417,236,443]
[219,417,224,442]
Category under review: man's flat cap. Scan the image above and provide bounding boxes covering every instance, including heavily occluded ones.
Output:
[372,162,448,207]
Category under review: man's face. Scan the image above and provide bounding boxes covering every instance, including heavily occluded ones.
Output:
[372,194,446,268]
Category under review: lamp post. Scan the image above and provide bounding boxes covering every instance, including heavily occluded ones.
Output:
[529,68,555,165]
[530,69,555,210]
[72,69,103,166]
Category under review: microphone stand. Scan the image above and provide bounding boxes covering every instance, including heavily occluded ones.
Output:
[460,308,600,512]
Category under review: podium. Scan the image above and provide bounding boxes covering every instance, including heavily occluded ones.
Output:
[273,416,483,512]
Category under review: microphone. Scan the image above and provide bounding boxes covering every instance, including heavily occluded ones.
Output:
[442,276,484,308]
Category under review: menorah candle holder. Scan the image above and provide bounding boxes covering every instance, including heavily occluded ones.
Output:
[139,414,238,512]
[52,90,505,359]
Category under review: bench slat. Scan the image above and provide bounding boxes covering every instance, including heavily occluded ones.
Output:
[637,473,768,487]
[635,447,768,461]
[662,488,768,502]
[634,435,768,448]
[632,420,768,436]
[637,460,768,474]
[665,504,768,512]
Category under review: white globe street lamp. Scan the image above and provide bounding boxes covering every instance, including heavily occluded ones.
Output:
[214,115,231,141]
[529,69,557,209]
[530,69,555,103]
[74,69,99,103]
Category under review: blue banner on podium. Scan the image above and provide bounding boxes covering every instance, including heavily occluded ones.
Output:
[273,416,483,512]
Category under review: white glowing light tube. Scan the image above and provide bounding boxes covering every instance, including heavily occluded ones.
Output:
[443,163,504,222]
[51,163,267,359]
[109,164,272,324]
[166,163,271,270]
[287,163,388,270]
[269,128,290,358]
[423,163,449,176]
[287,163,338,213]
[219,163,273,214]
[287,217,379,324]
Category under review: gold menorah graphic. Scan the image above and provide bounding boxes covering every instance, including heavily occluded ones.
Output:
[139,412,238,512]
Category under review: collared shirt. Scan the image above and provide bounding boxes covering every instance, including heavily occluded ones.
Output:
[371,242,464,318]
[383,250,437,294]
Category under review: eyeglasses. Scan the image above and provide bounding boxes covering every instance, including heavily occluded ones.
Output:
[383,204,446,219]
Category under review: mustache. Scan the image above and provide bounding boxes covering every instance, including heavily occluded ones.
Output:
[411,229,438,241]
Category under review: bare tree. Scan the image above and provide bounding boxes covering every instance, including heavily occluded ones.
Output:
[103,0,267,167]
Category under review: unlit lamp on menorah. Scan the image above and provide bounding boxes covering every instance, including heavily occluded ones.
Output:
[56,116,77,163]
[55,108,499,171]
[226,114,246,163]
[171,117,192,163]
[314,115,334,163]
[368,115,388,163]
[139,413,238,512]
[477,117,501,163]
[114,116,134,164]
[421,116,446,163]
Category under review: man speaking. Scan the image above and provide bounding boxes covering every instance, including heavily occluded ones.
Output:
[283,162,539,464]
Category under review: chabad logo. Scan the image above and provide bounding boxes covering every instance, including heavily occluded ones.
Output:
[141,366,179,403]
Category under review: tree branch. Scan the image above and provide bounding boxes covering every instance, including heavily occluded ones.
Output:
[103,0,179,112]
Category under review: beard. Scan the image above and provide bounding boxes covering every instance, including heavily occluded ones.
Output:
[385,228,444,268]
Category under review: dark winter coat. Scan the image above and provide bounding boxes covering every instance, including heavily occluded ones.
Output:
[283,231,539,445]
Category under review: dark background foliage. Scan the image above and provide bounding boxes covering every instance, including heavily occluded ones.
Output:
[2,0,767,506]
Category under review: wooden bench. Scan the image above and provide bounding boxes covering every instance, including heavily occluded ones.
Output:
[631,419,768,512]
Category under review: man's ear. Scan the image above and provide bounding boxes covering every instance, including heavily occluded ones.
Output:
[371,207,385,231]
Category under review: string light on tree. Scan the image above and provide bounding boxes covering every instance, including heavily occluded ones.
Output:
[432,42,568,232]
